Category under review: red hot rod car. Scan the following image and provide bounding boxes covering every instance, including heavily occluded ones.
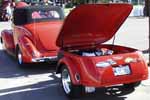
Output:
[56,4,149,97]
[1,5,64,66]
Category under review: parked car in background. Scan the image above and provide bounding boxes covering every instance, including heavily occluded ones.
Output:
[1,5,64,66]
[56,4,149,98]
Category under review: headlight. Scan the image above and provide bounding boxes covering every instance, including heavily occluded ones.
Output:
[125,57,134,63]
[96,61,111,68]
[124,51,144,63]
[96,59,116,68]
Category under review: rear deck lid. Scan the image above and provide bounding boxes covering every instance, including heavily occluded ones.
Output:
[56,4,132,48]
[25,21,63,51]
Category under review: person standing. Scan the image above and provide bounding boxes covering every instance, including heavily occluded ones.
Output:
[1,1,12,21]
[6,1,12,20]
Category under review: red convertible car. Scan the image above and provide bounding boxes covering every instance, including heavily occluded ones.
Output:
[56,4,149,98]
[1,5,64,66]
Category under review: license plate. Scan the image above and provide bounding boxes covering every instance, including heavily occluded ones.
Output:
[113,65,131,76]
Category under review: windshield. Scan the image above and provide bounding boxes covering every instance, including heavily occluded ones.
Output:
[32,10,61,20]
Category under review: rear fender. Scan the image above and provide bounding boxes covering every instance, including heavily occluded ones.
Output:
[18,36,40,62]
[57,57,81,85]
[1,30,15,51]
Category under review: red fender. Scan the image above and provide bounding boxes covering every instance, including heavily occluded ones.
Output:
[1,30,15,53]
[57,57,81,85]
[18,36,40,63]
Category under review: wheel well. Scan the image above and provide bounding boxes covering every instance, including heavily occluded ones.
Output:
[56,63,66,74]
[0,37,3,43]
[15,45,19,56]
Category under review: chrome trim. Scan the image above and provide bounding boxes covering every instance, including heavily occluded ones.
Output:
[32,56,57,62]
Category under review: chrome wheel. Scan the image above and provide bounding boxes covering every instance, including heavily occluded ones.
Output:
[17,49,23,65]
[62,68,71,94]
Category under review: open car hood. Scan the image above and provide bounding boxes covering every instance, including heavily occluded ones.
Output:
[56,4,132,48]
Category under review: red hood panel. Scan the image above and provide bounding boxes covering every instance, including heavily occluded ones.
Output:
[56,4,132,48]
[25,21,63,51]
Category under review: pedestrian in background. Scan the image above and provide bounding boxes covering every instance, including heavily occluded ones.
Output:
[0,0,12,21]
[11,0,16,8]
[5,1,12,20]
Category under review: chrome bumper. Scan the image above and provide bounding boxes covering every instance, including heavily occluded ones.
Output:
[32,56,57,62]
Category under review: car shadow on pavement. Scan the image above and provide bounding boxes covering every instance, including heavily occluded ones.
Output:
[0,80,68,100]
[70,86,134,100]
[0,79,135,100]
[0,49,57,78]
[0,49,135,100]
